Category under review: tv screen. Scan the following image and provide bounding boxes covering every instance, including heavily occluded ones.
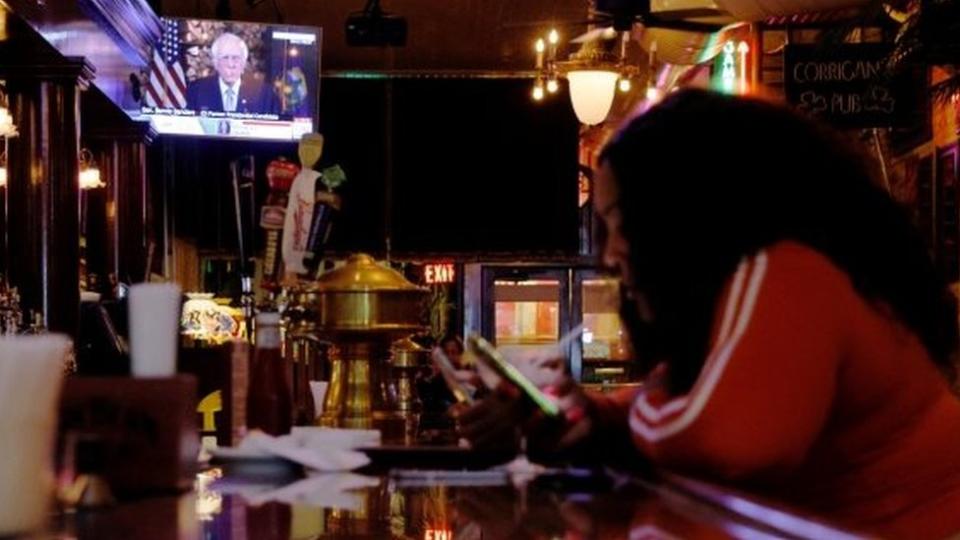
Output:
[140,17,321,141]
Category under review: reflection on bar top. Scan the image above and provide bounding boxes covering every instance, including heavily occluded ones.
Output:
[49,468,865,540]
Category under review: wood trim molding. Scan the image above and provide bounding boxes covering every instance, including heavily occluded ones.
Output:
[85,122,158,144]
[79,0,161,65]
[0,56,96,87]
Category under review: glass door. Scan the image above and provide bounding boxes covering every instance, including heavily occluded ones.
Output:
[573,270,636,385]
[481,267,570,361]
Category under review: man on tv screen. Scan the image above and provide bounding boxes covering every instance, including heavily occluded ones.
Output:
[186,32,279,115]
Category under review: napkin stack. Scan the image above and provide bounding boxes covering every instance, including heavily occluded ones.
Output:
[211,427,380,471]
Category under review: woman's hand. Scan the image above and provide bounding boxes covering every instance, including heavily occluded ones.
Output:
[505,347,568,388]
[525,376,594,461]
[453,373,594,459]
[454,346,564,453]
[452,382,526,453]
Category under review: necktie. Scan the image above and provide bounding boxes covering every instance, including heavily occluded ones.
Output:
[224,88,236,112]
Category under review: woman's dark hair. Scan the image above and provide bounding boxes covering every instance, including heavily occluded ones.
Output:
[599,89,958,393]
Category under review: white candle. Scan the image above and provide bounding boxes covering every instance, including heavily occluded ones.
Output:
[548,29,559,61]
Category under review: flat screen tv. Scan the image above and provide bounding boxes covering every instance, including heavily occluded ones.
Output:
[140,17,320,141]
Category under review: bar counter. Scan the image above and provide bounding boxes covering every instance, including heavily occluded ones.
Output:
[46,465,863,539]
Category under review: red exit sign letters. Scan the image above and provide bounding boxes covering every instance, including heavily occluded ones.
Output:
[424,529,454,540]
[424,263,455,285]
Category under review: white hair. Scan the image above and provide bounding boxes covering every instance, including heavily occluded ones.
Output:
[210,32,249,61]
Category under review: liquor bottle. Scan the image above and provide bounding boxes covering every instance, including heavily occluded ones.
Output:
[246,312,292,435]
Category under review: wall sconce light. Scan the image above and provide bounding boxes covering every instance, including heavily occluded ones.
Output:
[0,106,17,138]
[0,98,15,189]
[79,149,104,190]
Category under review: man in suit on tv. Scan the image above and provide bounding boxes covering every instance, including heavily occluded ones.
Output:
[186,32,280,115]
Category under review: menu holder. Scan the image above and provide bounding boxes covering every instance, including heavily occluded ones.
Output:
[58,375,199,497]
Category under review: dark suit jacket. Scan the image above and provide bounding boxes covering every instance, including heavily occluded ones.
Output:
[186,75,280,115]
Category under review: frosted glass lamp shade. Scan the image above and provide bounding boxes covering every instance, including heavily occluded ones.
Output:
[567,70,619,125]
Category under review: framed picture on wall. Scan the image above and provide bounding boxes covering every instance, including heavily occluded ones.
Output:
[936,145,959,282]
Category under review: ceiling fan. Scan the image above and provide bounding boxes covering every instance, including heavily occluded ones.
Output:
[503,0,726,36]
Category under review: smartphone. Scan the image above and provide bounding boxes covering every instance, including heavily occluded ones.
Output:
[465,334,560,417]
[432,347,475,405]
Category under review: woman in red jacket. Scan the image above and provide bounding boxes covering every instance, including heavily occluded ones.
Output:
[458,90,960,538]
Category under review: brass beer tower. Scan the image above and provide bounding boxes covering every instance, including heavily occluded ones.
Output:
[289,254,428,440]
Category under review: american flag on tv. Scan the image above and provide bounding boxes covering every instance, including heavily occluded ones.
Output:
[144,18,187,109]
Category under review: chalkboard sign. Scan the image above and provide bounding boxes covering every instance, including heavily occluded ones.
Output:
[784,44,922,128]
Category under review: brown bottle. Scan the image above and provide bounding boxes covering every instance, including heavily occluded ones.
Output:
[247,312,293,435]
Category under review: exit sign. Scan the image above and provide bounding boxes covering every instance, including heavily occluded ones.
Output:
[424,263,455,285]
[424,529,453,540]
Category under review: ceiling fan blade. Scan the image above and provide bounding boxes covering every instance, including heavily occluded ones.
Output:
[640,15,724,33]
[498,17,610,30]
[570,26,618,43]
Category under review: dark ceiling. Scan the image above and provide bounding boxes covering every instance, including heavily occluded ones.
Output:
[156,0,592,71]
